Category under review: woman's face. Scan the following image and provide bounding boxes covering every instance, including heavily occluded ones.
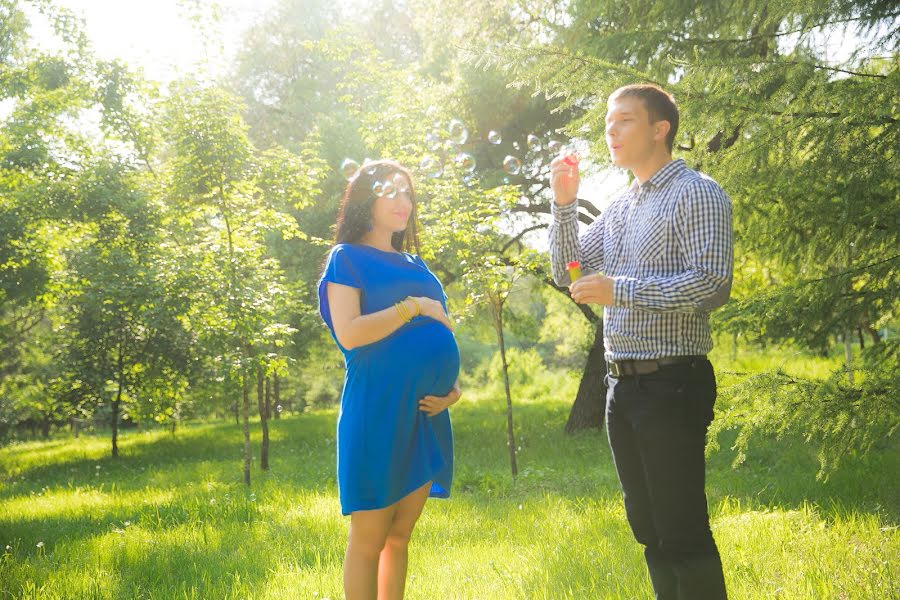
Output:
[370,171,413,233]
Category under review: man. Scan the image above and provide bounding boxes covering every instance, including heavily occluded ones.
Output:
[549,84,732,599]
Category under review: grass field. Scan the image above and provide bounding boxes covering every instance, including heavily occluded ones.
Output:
[1,354,898,599]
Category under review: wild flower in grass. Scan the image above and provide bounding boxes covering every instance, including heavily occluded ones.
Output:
[209,498,216,505]
[36,542,44,549]
[124,521,131,527]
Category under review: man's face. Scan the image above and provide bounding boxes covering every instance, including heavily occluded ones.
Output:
[605,95,665,169]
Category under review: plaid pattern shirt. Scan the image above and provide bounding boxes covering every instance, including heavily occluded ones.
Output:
[549,159,733,361]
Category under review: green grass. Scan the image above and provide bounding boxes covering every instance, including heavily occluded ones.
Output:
[1,384,897,599]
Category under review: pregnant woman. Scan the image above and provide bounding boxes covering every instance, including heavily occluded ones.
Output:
[318,159,461,600]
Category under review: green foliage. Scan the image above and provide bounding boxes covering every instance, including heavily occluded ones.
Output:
[710,340,900,479]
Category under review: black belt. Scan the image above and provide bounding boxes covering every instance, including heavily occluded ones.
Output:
[607,355,705,378]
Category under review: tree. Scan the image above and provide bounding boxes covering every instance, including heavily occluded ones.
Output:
[163,81,324,483]
[61,159,193,457]
[481,0,899,474]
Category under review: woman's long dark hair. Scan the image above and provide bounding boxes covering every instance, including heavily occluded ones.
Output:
[334,159,421,254]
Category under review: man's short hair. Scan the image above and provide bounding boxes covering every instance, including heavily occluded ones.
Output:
[609,84,679,152]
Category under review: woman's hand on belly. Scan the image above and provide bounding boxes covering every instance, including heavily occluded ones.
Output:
[410,296,454,331]
[418,380,461,417]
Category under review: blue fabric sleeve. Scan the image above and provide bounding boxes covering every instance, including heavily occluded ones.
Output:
[318,245,362,332]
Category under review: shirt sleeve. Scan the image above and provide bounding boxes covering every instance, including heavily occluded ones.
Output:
[548,200,606,286]
[612,178,733,313]
[318,245,362,331]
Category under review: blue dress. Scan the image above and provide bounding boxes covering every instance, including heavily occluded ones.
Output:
[318,243,459,515]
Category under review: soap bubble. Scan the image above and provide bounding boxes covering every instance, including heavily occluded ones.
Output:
[512,141,521,151]
[526,134,542,153]
[372,181,384,196]
[340,158,359,180]
[381,180,397,198]
[276,404,283,413]
[502,155,522,176]
[425,131,441,151]
[392,172,410,194]
[419,156,443,179]
[454,152,476,173]
[547,140,564,154]
[448,119,469,145]
[462,173,475,187]
[488,130,502,145]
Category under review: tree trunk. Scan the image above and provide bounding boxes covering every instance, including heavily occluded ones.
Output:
[111,393,120,458]
[257,365,270,471]
[844,330,854,385]
[497,306,518,477]
[274,373,284,414]
[267,376,277,420]
[112,341,124,458]
[41,415,50,439]
[242,373,252,486]
[564,320,607,434]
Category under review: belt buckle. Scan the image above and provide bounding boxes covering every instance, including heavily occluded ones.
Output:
[608,361,621,378]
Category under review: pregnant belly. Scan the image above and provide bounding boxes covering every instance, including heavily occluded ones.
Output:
[379,318,460,396]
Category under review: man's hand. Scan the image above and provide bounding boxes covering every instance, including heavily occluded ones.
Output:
[569,273,614,305]
[550,155,580,206]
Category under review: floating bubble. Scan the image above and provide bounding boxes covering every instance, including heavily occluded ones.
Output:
[547,140,564,154]
[448,119,469,145]
[340,158,359,180]
[455,152,476,173]
[512,141,521,151]
[392,172,410,193]
[419,156,443,178]
[372,181,384,196]
[526,134,542,153]
[382,180,397,198]
[276,404,283,413]
[488,130,502,145]
[462,173,475,186]
[425,131,441,151]
[502,155,522,176]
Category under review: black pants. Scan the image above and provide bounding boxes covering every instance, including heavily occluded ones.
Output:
[605,358,728,600]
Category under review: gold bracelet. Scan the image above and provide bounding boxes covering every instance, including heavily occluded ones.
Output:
[409,297,421,317]
[395,301,410,323]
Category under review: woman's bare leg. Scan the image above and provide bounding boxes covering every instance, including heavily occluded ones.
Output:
[377,482,431,600]
[345,505,394,600]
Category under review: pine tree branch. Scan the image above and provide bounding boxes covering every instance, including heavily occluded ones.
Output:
[731,105,897,124]
[699,59,891,79]
[674,12,900,46]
